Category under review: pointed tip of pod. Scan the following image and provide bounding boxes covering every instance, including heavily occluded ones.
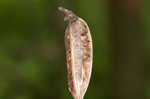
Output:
[58,6,63,10]
[58,6,78,22]
[58,6,68,13]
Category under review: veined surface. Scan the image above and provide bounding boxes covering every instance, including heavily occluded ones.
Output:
[65,18,93,99]
[58,6,93,99]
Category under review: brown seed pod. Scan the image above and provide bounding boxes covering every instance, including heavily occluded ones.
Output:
[58,7,93,99]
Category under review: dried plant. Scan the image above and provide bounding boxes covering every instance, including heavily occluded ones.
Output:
[58,7,93,99]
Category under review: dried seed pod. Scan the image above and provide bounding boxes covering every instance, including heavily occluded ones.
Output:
[58,7,93,99]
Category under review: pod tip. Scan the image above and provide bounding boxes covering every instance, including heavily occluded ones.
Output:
[58,6,78,22]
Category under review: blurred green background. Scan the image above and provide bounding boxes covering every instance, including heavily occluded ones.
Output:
[0,0,149,99]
